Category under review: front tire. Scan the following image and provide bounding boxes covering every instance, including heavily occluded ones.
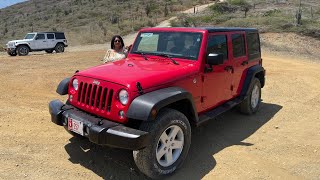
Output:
[17,45,29,56]
[133,108,191,179]
[239,78,261,114]
[55,43,65,53]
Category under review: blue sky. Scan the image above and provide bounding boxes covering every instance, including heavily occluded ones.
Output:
[0,0,27,9]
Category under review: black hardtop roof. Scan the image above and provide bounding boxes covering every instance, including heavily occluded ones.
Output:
[141,27,258,33]
[38,32,65,34]
[199,27,258,33]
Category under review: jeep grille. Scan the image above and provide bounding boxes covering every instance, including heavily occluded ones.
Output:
[77,82,114,112]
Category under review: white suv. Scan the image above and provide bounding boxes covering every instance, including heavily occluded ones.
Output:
[6,32,68,56]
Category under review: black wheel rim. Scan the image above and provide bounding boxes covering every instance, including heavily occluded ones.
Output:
[19,47,28,55]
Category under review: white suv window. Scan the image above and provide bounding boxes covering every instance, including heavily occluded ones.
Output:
[47,34,55,39]
[35,34,45,40]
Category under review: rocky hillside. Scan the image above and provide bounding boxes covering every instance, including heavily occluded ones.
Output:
[0,0,212,46]
[172,0,320,39]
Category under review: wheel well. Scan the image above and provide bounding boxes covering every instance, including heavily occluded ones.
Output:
[255,71,265,88]
[17,44,31,50]
[165,99,197,126]
[56,42,64,47]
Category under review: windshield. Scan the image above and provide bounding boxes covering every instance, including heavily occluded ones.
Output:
[131,31,202,60]
[24,33,36,40]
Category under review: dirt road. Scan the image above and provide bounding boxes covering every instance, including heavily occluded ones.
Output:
[0,42,319,180]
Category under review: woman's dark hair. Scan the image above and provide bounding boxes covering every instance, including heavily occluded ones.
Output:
[111,35,125,49]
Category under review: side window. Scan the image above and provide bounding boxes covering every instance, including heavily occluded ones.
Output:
[232,34,246,58]
[47,34,55,39]
[35,34,45,40]
[207,35,228,61]
[55,33,66,39]
[247,33,261,60]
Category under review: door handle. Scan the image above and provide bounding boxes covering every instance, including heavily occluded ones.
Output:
[43,41,47,42]
[241,61,248,66]
[224,66,233,73]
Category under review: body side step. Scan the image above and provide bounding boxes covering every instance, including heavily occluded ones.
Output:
[196,97,244,126]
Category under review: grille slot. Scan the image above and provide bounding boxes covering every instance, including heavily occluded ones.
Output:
[101,88,108,110]
[95,86,102,108]
[107,90,113,112]
[76,82,113,112]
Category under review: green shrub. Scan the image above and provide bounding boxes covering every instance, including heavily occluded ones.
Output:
[262,9,281,17]
[227,0,249,6]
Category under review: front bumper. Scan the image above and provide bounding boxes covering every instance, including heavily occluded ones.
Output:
[6,47,16,53]
[49,100,149,150]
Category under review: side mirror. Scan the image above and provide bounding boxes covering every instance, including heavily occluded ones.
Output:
[207,53,224,65]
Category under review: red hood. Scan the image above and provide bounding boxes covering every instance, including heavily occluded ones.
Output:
[75,57,199,91]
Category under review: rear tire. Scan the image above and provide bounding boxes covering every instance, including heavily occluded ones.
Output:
[55,43,65,53]
[16,45,29,56]
[133,108,191,179]
[239,78,261,114]
[45,49,54,53]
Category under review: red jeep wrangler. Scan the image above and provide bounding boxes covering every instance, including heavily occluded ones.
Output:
[49,27,265,179]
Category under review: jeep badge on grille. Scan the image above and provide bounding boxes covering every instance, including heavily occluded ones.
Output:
[93,80,100,85]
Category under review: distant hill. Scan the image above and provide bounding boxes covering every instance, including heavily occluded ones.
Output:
[0,0,211,46]
[171,0,320,39]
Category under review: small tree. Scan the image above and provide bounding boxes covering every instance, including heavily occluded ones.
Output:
[241,4,251,17]
[145,3,151,17]
[295,0,302,25]
[164,2,169,17]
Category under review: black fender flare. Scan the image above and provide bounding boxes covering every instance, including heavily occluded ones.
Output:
[127,87,198,122]
[240,65,265,97]
[55,42,65,47]
[17,44,31,51]
[56,78,70,95]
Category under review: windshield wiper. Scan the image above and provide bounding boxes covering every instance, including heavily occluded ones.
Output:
[134,51,148,60]
[157,53,179,65]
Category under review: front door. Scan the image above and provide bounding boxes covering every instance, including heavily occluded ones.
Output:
[34,33,46,49]
[202,33,233,109]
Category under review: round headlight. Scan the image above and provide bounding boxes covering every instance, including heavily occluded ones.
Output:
[72,78,79,90]
[119,89,129,105]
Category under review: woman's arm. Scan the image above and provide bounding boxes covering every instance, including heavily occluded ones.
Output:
[103,49,115,63]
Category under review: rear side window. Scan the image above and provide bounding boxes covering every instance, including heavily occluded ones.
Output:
[232,34,246,58]
[247,32,261,60]
[55,33,66,39]
[207,35,228,61]
[47,34,54,39]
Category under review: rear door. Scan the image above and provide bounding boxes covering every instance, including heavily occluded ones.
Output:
[202,33,233,109]
[229,32,248,97]
[46,33,56,48]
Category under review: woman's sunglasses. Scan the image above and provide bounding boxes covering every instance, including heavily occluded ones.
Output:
[114,40,121,43]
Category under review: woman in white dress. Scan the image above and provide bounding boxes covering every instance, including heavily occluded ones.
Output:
[103,35,127,63]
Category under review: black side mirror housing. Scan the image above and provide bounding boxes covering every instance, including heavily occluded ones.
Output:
[205,53,224,73]
[207,53,224,65]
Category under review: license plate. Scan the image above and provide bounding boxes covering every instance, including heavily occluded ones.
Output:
[68,117,84,136]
